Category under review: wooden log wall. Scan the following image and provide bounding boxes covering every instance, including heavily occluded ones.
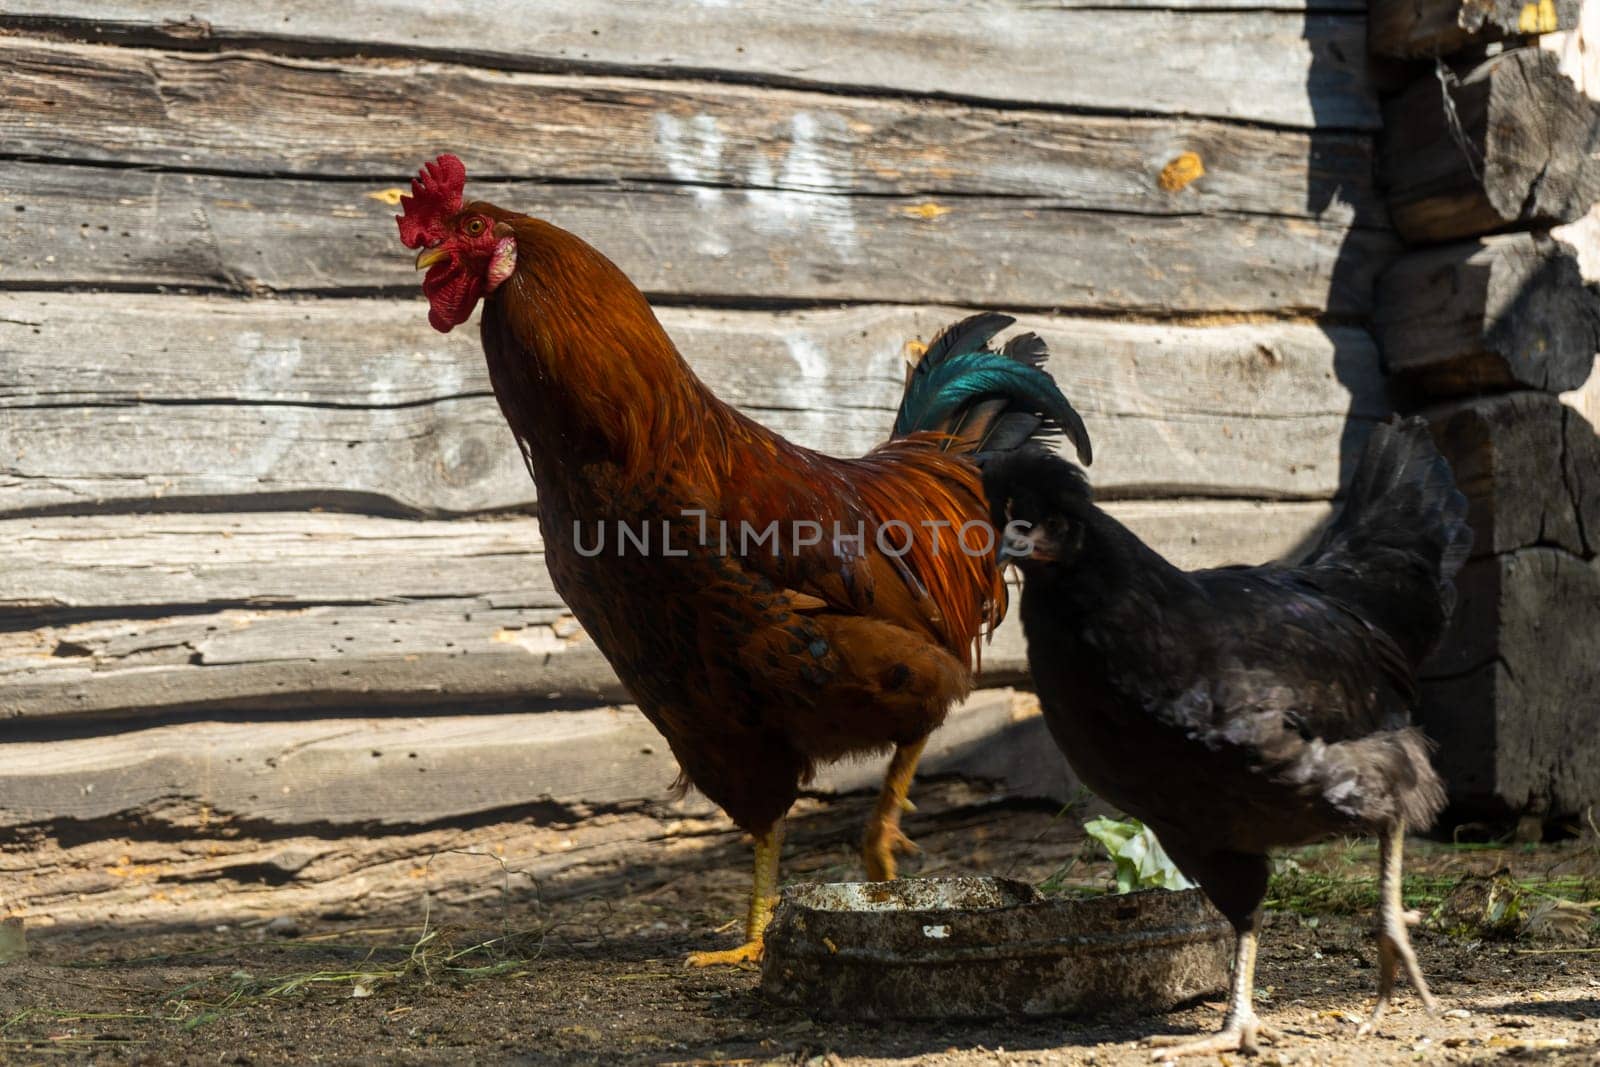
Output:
[0,0,1412,925]
[1370,0,1600,821]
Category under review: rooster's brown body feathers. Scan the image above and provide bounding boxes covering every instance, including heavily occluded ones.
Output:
[479,215,1021,832]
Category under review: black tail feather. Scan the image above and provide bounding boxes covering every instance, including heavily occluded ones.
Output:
[1303,416,1472,662]
[922,312,1015,368]
[1000,331,1050,370]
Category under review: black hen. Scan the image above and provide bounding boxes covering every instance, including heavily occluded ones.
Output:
[982,417,1471,1057]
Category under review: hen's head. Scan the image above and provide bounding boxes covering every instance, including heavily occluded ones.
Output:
[397,154,518,333]
[981,448,1094,570]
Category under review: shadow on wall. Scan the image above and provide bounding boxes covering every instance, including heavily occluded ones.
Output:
[1280,11,1398,564]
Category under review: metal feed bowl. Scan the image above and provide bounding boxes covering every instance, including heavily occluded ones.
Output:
[760,876,1231,1020]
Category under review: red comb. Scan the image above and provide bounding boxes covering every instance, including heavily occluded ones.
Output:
[397,154,467,249]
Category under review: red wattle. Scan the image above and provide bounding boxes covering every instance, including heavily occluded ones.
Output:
[421,259,483,333]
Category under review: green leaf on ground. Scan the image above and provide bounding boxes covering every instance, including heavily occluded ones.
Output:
[1083,817,1194,893]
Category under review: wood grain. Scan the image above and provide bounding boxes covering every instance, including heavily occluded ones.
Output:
[0,800,742,930]
[1425,390,1600,559]
[0,295,1390,517]
[0,599,623,723]
[0,38,1382,225]
[0,162,1396,315]
[0,779,1062,932]
[0,500,1333,722]
[1377,233,1600,396]
[0,2,1378,129]
[0,694,1080,932]
[0,690,1057,828]
[0,506,1334,619]
[1422,548,1600,819]
[1382,48,1600,243]
[0,514,562,614]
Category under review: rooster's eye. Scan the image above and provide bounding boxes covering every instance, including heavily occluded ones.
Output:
[464,218,486,236]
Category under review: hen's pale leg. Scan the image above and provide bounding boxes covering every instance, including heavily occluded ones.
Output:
[1148,909,1277,1059]
[686,825,781,967]
[1359,819,1438,1035]
[863,738,927,881]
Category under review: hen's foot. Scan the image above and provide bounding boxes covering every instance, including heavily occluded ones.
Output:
[1360,821,1438,1036]
[862,822,920,882]
[685,938,764,968]
[1359,907,1437,1036]
[1148,1016,1277,1060]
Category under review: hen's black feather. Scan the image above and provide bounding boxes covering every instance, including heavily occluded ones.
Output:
[981,417,1470,926]
[1300,417,1473,662]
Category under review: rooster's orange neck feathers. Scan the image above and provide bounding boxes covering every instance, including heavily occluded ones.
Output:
[482,216,740,482]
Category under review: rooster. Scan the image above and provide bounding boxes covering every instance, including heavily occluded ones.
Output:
[981,418,1470,1056]
[396,155,1091,965]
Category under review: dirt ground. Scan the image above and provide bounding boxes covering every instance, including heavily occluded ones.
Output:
[2,785,1597,1066]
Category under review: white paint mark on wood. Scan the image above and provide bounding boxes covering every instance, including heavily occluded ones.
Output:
[783,333,830,381]
[653,112,732,257]
[744,113,859,259]
[783,332,838,438]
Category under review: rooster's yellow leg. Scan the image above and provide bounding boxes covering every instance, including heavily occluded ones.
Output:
[863,737,927,881]
[686,825,781,967]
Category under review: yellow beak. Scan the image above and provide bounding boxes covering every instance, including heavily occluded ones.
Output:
[415,246,449,270]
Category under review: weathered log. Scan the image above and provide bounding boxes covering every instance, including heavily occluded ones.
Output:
[0,2,1378,129]
[1369,0,1579,59]
[0,501,1333,723]
[1425,391,1599,558]
[0,690,1065,828]
[1382,48,1600,243]
[0,777,1063,933]
[0,799,744,931]
[0,692,1080,927]
[0,161,1396,316]
[0,599,626,724]
[0,38,1382,225]
[1377,233,1600,395]
[0,295,1390,516]
[1422,548,1600,819]
[0,514,562,615]
[1562,398,1600,554]
[0,508,1332,620]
